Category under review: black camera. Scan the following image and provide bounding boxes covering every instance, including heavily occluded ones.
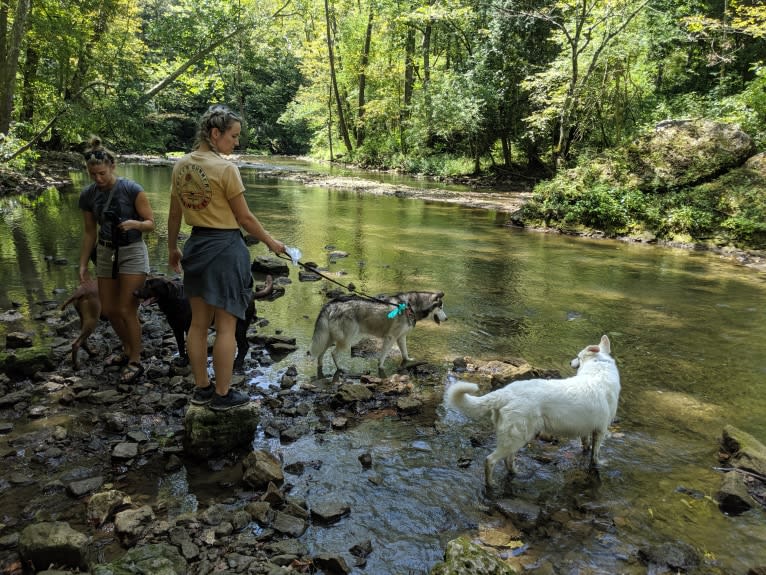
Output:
[103,208,121,223]
[103,206,130,242]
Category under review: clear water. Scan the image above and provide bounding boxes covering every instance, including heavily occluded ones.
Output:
[1,163,765,573]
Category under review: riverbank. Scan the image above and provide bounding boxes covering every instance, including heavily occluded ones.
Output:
[5,151,766,273]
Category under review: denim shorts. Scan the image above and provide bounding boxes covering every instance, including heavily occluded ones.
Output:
[96,241,150,277]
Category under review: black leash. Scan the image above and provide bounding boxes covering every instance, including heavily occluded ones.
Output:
[275,252,408,316]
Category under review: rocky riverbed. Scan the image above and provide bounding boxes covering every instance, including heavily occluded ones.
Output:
[1,292,765,574]
[1,153,766,574]
[0,292,447,574]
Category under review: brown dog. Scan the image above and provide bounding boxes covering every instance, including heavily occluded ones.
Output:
[60,280,101,369]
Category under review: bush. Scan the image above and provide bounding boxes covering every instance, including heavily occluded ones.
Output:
[521,140,766,250]
[0,128,39,170]
[522,170,634,235]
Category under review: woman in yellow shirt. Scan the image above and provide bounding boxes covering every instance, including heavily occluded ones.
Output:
[168,105,285,411]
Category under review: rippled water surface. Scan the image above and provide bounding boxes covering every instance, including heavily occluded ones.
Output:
[1,162,765,573]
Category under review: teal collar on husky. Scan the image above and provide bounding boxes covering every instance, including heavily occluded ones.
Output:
[387,303,416,325]
[387,303,407,318]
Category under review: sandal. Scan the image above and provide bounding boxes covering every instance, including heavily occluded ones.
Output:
[105,352,129,367]
[120,361,144,384]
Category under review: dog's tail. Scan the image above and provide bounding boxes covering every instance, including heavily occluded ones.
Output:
[308,308,331,358]
[60,280,98,311]
[444,381,490,420]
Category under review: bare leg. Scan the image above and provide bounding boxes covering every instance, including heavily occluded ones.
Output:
[188,297,214,390]
[117,273,146,364]
[98,277,131,357]
[211,308,237,396]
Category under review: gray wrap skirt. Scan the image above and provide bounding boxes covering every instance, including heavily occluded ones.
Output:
[181,228,254,320]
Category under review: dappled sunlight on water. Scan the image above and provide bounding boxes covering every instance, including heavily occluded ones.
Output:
[1,163,765,572]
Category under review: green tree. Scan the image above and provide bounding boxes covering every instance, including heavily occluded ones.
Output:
[0,0,32,134]
[517,0,649,167]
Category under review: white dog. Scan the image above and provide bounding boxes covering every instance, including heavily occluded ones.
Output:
[444,335,620,487]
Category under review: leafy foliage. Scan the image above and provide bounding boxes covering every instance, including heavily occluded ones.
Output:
[521,129,766,249]
[0,0,761,209]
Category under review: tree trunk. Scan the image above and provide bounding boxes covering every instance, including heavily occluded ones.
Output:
[66,3,109,101]
[20,45,38,122]
[0,0,32,134]
[356,7,374,148]
[501,136,511,167]
[422,10,433,147]
[327,85,334,160]
[401,24,416,152]
[324,0,353,155]
[403,26,415,109]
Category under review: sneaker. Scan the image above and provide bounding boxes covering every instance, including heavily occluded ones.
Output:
[191,385,215,405]
[209,388,250,411]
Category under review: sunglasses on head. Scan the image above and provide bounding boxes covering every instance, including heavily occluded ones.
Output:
[84,149,109,161]
[209,106,241,123]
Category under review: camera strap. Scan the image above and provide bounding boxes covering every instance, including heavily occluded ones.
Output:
[97,180,123,279]
[97,179,120,226]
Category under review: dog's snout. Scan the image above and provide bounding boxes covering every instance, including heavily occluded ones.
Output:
[570,357,580,369]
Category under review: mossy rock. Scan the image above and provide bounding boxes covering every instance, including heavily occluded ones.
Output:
[183,402,260,459]
[0,346,55,378]
[430,537,520,575]
[721,424,766,477]
[91,543,187,575]
[626,119,755,192]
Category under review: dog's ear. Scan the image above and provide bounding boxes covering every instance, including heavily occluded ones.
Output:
[167,280,182,298]
[599,335,611,354]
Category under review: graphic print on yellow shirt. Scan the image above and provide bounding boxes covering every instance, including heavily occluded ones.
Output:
[176,163,212,211]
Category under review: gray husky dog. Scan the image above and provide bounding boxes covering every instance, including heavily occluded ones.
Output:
[309,291,447,378]
[445,335,620,487]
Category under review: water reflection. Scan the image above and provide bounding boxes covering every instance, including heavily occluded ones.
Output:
[1,163,765,572]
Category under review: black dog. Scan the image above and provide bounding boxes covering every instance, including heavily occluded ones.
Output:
[134,275,273,370]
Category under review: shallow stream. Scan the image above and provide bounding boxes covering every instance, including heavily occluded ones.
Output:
[0,160,765,573]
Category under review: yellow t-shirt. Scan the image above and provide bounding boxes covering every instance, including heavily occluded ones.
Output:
[171,150,244,228]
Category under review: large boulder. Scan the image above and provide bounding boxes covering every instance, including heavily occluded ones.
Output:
[626,119,755,191]
[716,470,754,515]
[183,401,260,459]
[18,521,90,571]
[720,424,766,477]
[716,425,766,514]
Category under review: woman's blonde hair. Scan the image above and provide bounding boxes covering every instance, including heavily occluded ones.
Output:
[83,135,116,166]
[194,105,242,151]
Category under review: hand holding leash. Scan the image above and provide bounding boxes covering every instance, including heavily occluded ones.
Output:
[285,246,302,266]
